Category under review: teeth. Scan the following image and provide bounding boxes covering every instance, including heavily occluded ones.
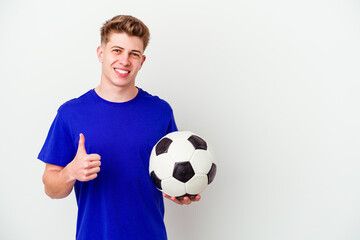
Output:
[115,69,129,74]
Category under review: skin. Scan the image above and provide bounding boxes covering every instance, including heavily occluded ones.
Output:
[163,194,201,205]
[42,32,200,205]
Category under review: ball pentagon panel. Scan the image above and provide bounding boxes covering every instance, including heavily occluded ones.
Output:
[150,171,162,190]
[207,163,217,184]
[188,135,207,150]
[173,161,195,183]
[155,137,173,155]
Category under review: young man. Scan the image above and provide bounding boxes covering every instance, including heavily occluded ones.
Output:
[39,15,200,240]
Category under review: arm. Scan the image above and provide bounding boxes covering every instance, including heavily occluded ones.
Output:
[42,133,101,199]
[42,163,76,199]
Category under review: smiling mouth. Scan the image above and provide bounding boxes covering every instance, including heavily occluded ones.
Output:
[115,68,130,74]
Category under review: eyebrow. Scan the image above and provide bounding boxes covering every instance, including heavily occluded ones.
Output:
[111,46,142,54]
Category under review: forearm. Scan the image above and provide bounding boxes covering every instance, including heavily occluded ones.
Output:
[43,165,76,199]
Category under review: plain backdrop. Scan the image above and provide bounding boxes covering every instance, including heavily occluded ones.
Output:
[1,0,360,239]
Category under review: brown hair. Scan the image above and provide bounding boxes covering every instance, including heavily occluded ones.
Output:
[100,15,150,51]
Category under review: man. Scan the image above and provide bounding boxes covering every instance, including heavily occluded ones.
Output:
[39,15,200,240]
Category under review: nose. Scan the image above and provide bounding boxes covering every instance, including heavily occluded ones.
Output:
[118,53,130,66]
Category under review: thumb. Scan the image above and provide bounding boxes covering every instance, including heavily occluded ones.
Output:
[77,133,87,154]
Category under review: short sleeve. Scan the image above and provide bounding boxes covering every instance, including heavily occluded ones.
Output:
[38,111,76,167]
[166,109,178,134]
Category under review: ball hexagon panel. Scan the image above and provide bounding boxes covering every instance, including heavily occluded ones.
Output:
[208,145,217,165]
[190,150,213,174]
[167,139,195,162]
[173,161,195,183]
[151,153,175,179]
[185,174,208,194]
[161,178,186,197]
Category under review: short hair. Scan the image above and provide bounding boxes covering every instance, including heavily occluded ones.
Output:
[100,15,150,51]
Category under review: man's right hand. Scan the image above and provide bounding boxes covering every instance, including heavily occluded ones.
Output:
[67,133,101,182]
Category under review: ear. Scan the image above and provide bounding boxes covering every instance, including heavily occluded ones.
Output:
[97,46,104,63]
[140,55,146,67]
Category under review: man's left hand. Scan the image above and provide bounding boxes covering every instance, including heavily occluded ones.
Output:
[163,193,201,205]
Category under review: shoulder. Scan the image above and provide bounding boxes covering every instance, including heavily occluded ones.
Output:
[138,88,173,111]
[57,90,94,117]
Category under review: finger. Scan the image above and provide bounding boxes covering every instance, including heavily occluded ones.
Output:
[77,133,87,154]
[171,196,183,205]
[193,195,201,201]
[87,153,101,161]
[85,173,98,181]
[183,196,191,205]
[163,193,175,201]
[84,160,101,169]
[85,167,101,176]
[163,193,183,205]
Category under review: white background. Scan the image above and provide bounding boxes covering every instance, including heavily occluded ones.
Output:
[1,0,360,239]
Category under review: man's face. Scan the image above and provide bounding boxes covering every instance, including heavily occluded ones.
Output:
[97,32,146,89]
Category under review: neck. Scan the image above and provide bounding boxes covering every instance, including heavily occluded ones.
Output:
[94,84,139,103]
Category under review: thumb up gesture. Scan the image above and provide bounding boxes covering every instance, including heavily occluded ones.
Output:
[68,133,101,182]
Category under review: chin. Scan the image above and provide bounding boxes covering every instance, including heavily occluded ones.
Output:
[112,80,135,89]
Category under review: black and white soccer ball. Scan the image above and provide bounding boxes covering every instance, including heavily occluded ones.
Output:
[149,131,217,200]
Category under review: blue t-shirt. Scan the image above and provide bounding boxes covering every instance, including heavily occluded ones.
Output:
[38,88,177,240]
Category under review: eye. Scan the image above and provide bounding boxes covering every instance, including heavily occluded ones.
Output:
[131,52,140,57]
[113,49,121,53]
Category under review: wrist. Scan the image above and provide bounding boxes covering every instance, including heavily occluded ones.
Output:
[63,163,77,183]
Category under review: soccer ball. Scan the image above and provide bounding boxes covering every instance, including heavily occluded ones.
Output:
[149,131,217,200]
